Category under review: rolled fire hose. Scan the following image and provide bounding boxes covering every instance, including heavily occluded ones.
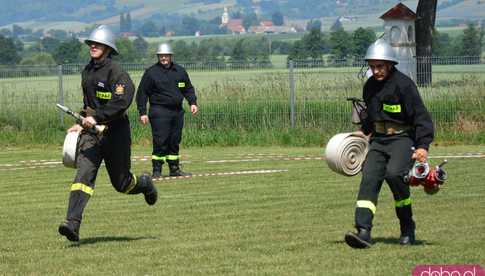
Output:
[325,132,369,176]
[62,130,81,169]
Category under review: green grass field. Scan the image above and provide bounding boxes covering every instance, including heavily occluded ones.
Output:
[1,145,484,275]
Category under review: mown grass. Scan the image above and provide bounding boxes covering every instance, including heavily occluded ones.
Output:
[0,145,484,275]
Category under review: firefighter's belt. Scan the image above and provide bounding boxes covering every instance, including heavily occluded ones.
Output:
[374,122,410,135]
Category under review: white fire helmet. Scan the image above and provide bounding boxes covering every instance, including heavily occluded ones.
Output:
[85,25,119,55]
[364,38,398,64]
[156,43,173,55]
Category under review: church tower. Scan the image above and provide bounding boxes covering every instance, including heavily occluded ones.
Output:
[221,7,229,26]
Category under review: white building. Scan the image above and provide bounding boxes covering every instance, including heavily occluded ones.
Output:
[380,3,417,82]
[221,7,229,26]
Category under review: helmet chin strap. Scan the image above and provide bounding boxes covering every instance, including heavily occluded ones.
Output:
[160,61,172,69]
[93,48,112,63]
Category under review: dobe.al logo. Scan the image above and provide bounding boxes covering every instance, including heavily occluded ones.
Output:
[413,265,485,276]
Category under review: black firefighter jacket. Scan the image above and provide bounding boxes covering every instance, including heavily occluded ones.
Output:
[136,62,197,116]
[361,67,435,150]
[81,58,135,126]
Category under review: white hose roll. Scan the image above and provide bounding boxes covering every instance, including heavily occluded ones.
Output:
[62,131,80,169]
[325,132,369,176]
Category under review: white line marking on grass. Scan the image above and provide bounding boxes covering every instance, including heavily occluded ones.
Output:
[1,152,485,171]
[153,169,288,181]
[429,155,485,159]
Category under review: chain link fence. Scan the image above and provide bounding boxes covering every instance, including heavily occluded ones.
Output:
[0,56,484,144]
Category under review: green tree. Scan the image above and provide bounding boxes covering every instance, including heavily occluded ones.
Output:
[329,29,352,58]
[287,40,308,60]
[40,37,61,54]
[306,19,322,31]
[432,29,452,56]
[0,28,12,37]
[13,38,23,53]
[461,23,482,56]
[12,24,24,37]
[53,38,82,64]
[242,12,259,31]
[287,28,326,61]
[351,27,376,56]
[197,39,225,63]
[115,37,136,62]
[245,37,271,63]
[133,36,148,60]
[271,40,292,54]
[20,52,56,66]
[139,20,159,37]
[229,39,248,62]
[330,19,343,32]
[0,35,20,64]
[182,16,200,36]
[272,12,284,26]
[173,40,193,62]
[47,29,68,40]
[302,28,326,59]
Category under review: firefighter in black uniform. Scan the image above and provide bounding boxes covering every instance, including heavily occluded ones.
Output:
[136,43,198,178]
[58,25,158,242]
[344,39,434,248]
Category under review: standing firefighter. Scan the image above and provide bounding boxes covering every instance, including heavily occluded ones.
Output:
[136,43,198,178]
[58,25,158,242]
[344,39,434,248]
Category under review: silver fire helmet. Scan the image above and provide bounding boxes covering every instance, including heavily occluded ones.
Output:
[364,39,398,64]
[85,25,119,55]
[156,43,173,55]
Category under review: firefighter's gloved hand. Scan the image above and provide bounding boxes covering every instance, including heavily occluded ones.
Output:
[140,115,149,125]
[82,116,97,129]
[190,105,198,115]
[412,148,428,163]
[67,124,82,133]
[352,130,371,140]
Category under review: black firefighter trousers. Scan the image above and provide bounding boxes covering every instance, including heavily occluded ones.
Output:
[64,120,138,225]
[354,133,416,236]
[149,105,184,163]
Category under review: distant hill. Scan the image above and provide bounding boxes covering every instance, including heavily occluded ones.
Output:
[0,0,480,33]
[438,0,485,19]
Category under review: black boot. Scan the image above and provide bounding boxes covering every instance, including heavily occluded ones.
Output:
[138,173,158,205]
[396,205,416,245]
[152,160,163,178]
[58,219,80,242]
[345,228,372,249]
[59,190,89,241]
[168,160,192,177]
[399,233,415,245]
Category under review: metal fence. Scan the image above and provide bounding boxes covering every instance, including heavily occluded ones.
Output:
[0,56,484,144]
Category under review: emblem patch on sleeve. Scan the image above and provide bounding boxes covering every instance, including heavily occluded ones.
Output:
[115,84,125,95]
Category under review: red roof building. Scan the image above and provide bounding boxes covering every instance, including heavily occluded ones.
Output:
[380,3,416,21]
[226,19,246,34]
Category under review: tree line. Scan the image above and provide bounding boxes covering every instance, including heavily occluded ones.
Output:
[0,23,482,66]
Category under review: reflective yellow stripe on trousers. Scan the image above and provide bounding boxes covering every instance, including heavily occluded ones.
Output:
[166,155,180,161]
[395,197,412,208]
[71,183,94,196]
[356,200,377,215]
[152,155,166,161]
[123,173,138,194]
